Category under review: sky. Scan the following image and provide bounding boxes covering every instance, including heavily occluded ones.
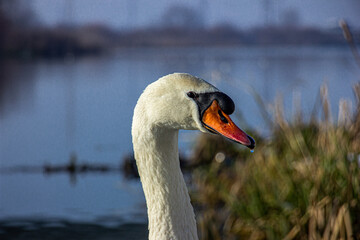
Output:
[31,0,360,30]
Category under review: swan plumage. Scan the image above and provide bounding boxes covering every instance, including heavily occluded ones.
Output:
[132,73,254,240]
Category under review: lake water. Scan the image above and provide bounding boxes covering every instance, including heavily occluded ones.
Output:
[0,46,359,237]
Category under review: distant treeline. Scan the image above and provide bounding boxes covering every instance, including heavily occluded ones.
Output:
[119,25,354,47]
[0,25,118,59]
[1,0,359,59]
[1,24,359,59]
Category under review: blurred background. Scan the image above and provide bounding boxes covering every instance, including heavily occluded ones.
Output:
[1,0,360,239]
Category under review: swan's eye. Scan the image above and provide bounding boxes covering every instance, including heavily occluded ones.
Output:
[218,110,228,124]
[187,91,198,99]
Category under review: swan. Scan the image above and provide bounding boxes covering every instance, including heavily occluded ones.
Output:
[132,73,255,240]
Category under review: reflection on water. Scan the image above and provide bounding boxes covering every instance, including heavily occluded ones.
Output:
[0,218,147,239]
[0,61,36,118]
[0,47,359,230]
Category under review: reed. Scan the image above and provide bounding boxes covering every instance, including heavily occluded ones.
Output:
[191,84,360,240]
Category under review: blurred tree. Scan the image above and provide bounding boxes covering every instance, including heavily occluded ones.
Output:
[0,0,38,56]
[0,0,12,53]
[281,8,301,28]
[1,0,38,29]
[162,5,204,30]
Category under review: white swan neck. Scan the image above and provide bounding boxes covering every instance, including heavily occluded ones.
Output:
[133,128,198,240]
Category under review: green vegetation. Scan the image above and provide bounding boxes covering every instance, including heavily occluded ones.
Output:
[191,84,360,240]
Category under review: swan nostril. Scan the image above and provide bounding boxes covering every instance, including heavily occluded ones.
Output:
[218,110,228,124]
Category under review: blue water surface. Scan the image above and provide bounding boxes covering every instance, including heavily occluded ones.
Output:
[0,46,359,225]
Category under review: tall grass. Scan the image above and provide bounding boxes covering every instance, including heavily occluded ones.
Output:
[191,84,360,240]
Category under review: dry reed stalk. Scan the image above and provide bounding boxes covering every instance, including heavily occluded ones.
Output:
[338,99,352,128]
[274,95,287,129]
[275,94,313,161]
[320,84,332,124]
[250,86,274,128]
[292,90,302,124]
[343,208,353,240]
[329,204,348,240]
[283,225,301,240]
[339,19,360,69]
[309,209,317,240]
[354,84,360,131]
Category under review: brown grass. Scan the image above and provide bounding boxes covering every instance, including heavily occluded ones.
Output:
[191,84,360,240]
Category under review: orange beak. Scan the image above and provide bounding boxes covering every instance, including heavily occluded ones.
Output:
[201,100,255,149]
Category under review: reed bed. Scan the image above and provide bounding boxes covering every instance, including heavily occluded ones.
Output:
[191,84,360,240]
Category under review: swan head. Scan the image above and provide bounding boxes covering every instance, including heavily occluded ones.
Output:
[134,73,255,149]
